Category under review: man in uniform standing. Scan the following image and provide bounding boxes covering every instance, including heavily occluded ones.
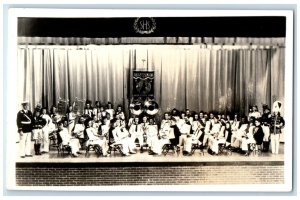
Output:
[16,101,33,158]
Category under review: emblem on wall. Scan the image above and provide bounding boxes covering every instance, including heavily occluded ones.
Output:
[133,17,156,34]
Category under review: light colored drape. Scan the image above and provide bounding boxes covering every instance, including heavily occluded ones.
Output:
[17,44,285,117]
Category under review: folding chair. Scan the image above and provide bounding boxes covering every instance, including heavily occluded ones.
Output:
[85,143,103,157]
[108,143,124,156]
[217,143,232,156]
[162,143,180,156]
[191,143,205,156]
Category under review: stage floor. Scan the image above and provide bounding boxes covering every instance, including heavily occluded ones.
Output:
[15,141,285,163]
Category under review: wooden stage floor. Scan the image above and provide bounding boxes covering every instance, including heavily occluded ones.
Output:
[15,142,284,163]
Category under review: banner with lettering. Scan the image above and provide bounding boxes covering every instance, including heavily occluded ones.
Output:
[132,71,154,99]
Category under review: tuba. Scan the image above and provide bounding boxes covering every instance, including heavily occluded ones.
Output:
[129,101,143,116]
[144,100,159,115]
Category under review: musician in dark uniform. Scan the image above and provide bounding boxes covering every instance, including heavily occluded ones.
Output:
[16,101,34,158]
[32,110,46,155]
[261,104,271,152]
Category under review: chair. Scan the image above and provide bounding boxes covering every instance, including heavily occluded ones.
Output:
[217,143,232,156]
[108,143,124,156]
[251,143,263,156]
[85,143,103,157]
[162,143,179,156]
[49,131,58,148]
[56,132,71,157]
[191,143,205,156]
[57,143,72,156]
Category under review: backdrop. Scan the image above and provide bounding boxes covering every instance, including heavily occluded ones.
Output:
[17,44,285,118]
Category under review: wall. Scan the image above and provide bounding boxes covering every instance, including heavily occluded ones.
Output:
[16,161,284,186]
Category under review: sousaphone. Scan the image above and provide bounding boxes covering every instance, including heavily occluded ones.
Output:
[129,101,143,116]
[144,100,159,115]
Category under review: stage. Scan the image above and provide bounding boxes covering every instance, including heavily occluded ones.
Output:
[15,142,285,186]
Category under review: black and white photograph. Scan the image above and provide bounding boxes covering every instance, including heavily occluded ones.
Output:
[5,8,294,192]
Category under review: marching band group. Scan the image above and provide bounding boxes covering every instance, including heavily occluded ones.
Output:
[16,100,285,158]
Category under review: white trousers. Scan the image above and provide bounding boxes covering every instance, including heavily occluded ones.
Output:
[116,137,136,155]
[178,134,188,146]
[89,139,109,156]
[41,127,50,152]
[68,138,81,154]
[152,138,169,155]
[131,134,144,146]
[19,132,32,156]
[270,133,280,154]
[262,126,270,141]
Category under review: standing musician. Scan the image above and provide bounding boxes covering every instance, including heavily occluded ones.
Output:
[105,102,115,120]
[261,104,271,152]
[84,100,93,118]
[40,107,52,153]
[32,110,47,155]
[66,105,77,135]
[17,101,34,158]
[270,105,285,154]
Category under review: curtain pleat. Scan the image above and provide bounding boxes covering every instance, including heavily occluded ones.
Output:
[17,44,285,117]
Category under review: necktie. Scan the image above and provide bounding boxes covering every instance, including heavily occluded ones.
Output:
[135,124,138,132]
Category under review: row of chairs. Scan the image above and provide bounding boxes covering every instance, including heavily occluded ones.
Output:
[50,133,262,157]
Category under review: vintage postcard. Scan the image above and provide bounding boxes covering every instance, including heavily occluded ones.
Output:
[5,8,294,192]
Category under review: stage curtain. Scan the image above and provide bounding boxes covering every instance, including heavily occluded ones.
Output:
[17,44,285,117]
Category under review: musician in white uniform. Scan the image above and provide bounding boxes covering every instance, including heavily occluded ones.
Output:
[85,119,108,156]
[129,117,144,150]
[40,107,52,153]
[57,120,81,157]
[112,119,136,156]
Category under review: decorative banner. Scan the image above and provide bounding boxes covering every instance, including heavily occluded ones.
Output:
[132,71,154,98]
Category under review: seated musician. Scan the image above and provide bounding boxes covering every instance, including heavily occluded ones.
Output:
[231,117,249,152]
[92,115,102,131]
[57,120,81,157]
[207,116,226,155]
[129,116,144,151]
[183,122,203,155]
[177,112,192,149]
[240,117,264,156]
[100,117,110,139]
[116,113,126,129]
[112,119,136,156]
[72,116,86,146]
[140,116,150,153]
[84,118,108,156]
[145,118,159,151]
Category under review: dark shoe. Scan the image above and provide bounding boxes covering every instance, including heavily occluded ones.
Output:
[129,151,136,154]
[77,151,82,154]
[20,156,25,158]
[25,155,33,157]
